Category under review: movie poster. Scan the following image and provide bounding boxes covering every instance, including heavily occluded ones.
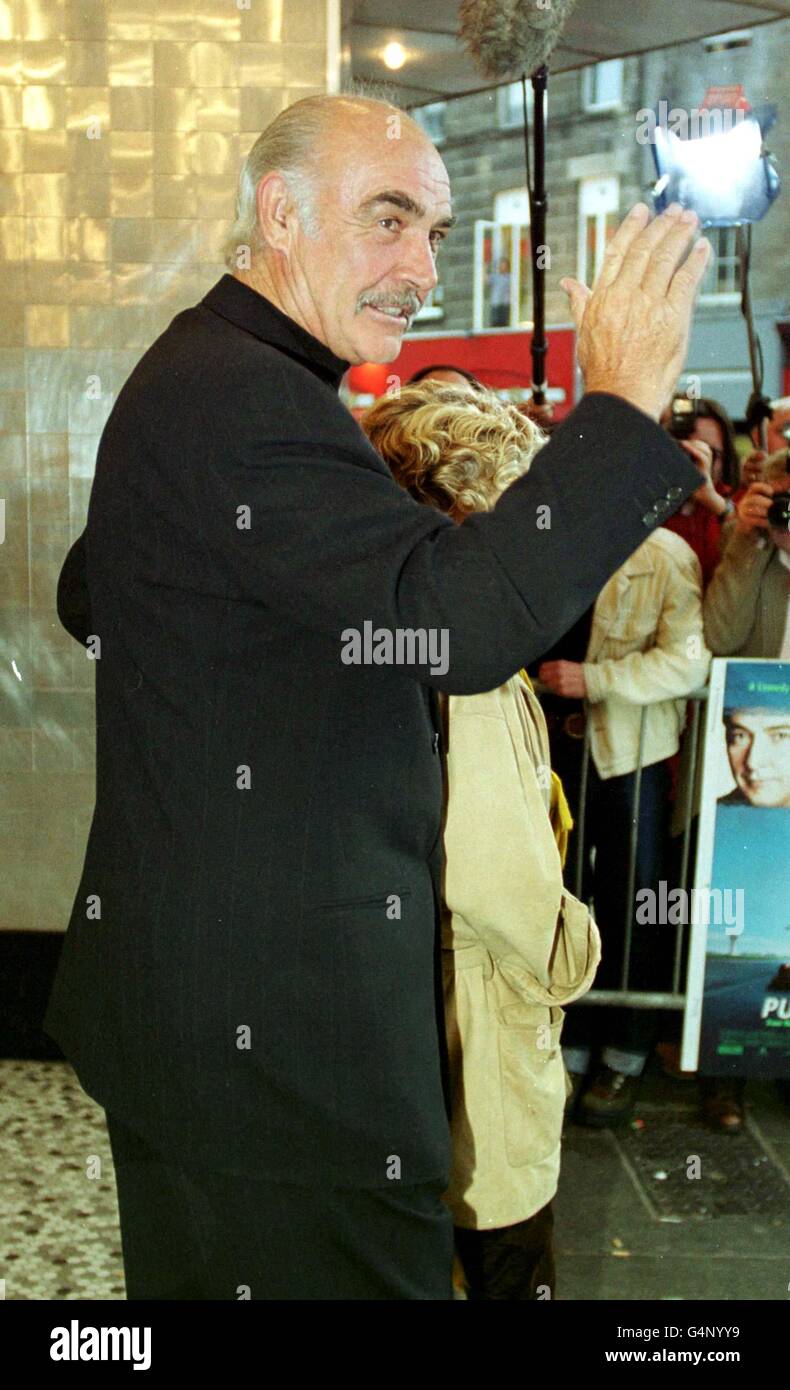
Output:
[682,658,790,1077]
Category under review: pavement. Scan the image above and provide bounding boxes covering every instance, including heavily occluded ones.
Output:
[555,1060,790,1301]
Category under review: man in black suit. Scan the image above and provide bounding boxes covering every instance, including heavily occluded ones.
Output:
[46,93,707,1299]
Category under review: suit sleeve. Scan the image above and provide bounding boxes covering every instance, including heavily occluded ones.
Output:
[198,363,703,695]
[57,532,93,648]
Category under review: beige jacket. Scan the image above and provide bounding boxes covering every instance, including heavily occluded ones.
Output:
[582,528,711,778]
[703,523,789,658]
[440,674,601,1230]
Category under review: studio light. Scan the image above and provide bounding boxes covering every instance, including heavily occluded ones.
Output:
[650,110,780,226]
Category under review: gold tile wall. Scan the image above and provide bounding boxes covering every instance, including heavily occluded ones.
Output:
[1,0,333,930]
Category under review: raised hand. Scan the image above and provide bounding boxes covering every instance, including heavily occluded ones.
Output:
[560,203,711,422]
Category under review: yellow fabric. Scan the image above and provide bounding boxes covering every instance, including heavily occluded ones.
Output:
[549,771,573,869]
[518,669,573,869]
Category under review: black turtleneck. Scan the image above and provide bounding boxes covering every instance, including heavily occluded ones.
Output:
[201,273,351,393]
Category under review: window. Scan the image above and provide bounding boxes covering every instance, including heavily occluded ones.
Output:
[577,176,619,286]
[494,188,530,226]
[582,59,624,112]
[496,80,536,129]
[410,102,446,145]
[701,227,742,297]
[702,30,752,52]
[474,189,531,331]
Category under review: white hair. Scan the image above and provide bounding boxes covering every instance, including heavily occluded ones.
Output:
[223,91,407,270]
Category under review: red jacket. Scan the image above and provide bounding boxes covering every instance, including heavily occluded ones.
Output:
[662,483,736,589]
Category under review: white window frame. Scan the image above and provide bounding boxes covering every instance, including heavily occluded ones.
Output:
[699,226,742,302]
[474,206,530,333]
[582,59,624,113]
[496,80,537,129]
[410,101,446,146]
[577,175,619,287]
[494,187,530,227]
[702,29,753,51]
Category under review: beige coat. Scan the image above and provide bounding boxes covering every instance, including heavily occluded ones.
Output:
[440,674,601,1230]
[582,528,711,778]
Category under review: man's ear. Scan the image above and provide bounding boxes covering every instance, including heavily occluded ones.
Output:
[255,171,294,254]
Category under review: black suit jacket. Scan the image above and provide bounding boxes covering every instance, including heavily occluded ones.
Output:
[44,273,700,1186]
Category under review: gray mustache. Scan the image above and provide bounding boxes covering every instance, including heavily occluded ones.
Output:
[359,296,419,315]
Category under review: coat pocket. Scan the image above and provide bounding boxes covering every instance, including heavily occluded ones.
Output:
[497,1004,566,1167]
[316,888,412,913]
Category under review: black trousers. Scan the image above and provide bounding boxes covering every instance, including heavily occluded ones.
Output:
[105,1111,454,1300]
[454,1201,556,1300]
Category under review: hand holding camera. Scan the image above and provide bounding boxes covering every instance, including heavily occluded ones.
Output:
[741,450,767,486]
[735,479,790,536]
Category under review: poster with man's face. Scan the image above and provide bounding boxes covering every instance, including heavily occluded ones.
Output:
[682,660,790,1076]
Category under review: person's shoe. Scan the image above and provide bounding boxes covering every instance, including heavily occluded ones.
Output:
[698,1076,746,1133]
[768,964,790,991]
[577,1065,641,1128]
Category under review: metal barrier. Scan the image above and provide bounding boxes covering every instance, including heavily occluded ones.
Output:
[541,685,710,1013]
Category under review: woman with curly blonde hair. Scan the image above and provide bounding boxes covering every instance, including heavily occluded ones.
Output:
[362,380,542,518]
[361,381,601,1301]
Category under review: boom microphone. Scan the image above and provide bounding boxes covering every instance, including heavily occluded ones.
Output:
[458,0,577,80]
[458,0,579,406]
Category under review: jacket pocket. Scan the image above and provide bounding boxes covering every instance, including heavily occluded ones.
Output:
[497,1003,566,1167]
[316,888,412,913]
[595,607,657,652]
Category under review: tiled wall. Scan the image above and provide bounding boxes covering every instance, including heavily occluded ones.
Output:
[0,0,333,931]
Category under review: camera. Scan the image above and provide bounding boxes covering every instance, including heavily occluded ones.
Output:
[667,394,697,441]
[767,490,790,530]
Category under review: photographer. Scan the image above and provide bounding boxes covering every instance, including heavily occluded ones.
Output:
[740,395,790,488]
[703,450,790,661]
[661,396,741,587]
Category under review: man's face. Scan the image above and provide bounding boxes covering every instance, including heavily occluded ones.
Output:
[287,111,453,365]
[725,709,790,807]
[690,415,726,485]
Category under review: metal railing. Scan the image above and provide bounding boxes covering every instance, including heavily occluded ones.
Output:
[542,686,710,1012]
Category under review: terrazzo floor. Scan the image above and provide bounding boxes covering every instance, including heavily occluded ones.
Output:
[1,1060,125,1300]
[3,1058,789,1301]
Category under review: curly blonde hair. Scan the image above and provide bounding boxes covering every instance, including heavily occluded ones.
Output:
[361,381,546,516]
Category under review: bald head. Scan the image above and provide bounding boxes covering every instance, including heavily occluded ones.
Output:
[227,93,454,366]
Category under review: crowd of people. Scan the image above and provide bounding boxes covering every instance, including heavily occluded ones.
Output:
[360,368,790,1297]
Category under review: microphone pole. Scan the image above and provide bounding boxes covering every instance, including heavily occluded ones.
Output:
[524,64,548,407]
